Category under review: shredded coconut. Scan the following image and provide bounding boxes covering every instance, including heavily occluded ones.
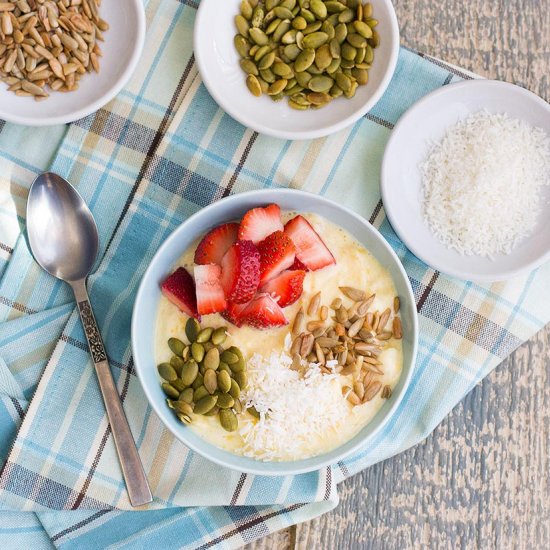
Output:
[420,111,550,258]
[238,350,350,461]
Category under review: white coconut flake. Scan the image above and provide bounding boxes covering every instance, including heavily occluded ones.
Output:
[238,350,350,461]
[420,111,550,258]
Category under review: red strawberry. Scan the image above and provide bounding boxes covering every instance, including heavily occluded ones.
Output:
[222,300,250,327]
[161,267,199,318]
[220,240,261,304]
[289,257,309,271]
[284,215,335,271]
[257,230,296,285]
[194,264,227,315]
[260,270,306,308]
[238,204,283,244]
[194,222,239,265]
[241,293,288,329]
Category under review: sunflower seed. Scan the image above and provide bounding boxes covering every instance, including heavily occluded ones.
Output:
[300,332,315,357]
[393,317,402,339]
[377,308,391,333]
[363,381,382,402]
[393,296,400,313]
[331,297,342,309]
[381,384,392,399]
[340,286,366,301]
[307,291,321,316]
[314,342,325,364]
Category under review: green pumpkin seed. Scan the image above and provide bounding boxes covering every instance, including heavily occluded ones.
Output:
[335,71,352,92]
[158,362,177,382]
[341,42,357,60]
[353,20,372,38]
[309,0,327,19]
[268,78,288,95]
[265,17,282,34]
[234,370,248,390]
[250,44,260,56]
[235,14,251,37]
[326,57,341,74]
[335,22,347,43]
[254,44,272,62]
[354,47,366,64]
[273,19,291,42]
[249,27,269,45]
[176,412,192,424]
[219,409,238,432]
[247,405,261,419]
[260,67,276,83]
[192,372,204,389]
[179,387,194,404]
[162,382,179,399]
[303,21,323,34]
[338,8,355,23]
[273,61,294,78]
[194,395,218,415]
[307,91,331,105]
[170,354,185,372]
[240,58,259,76]
[251,5,265,27]
[273,6,293,19]
[295,70,312,87]
[366,18,378,28]
[291,92,311,106]
[300,8,315,23]
[216,393,235,409]
[329,38,341,58]
[302,31,328,49]
[204,368,218,394]
[168,337,185,357]
[282,28,298,44]
[340,58,355,69]
[270,92,285,102]
[173,378,187,391]
[172,400,194,416]
[363,2,373,18]
[294,48,315,72]
[221,350,239,364]
[229,378,241,399]
[369,29,380,48]
[203,405,219,417]
[196,327,213,343]
[265,0,278,10]
[344,79,358,98]
[233,399,243,414]
[281,0,296,9]
[283,44,301,60]
[193,385,209,402]
[218,361,232,375]
[308,75,333,92]
[258,77,269,93]
[292,15,307,30]
[365,44,374,63]
[190,342,204,363]
[181,360,199,386]
[315,44,332,70]
[241,0,253,19]
[329,83,344,97]
[217,370,232,393]
[320,20,335,40]
[185,318,200,343]
[325,1,346,13]
[286,84,304,95]
[203,347,220,370]
[347,32,367,48]
[209,328,226,347]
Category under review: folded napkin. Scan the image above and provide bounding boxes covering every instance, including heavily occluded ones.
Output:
[1,0,549,548]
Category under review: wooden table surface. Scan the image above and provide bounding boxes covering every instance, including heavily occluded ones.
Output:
[245,1,550,548]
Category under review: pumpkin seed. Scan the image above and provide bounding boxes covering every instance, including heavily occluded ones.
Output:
[196,327,213,343]
[229,378,241,399]
[216,393,235,409]
[221,349,239,364]
[194,385,209,402]
[203,347,220,370]
[219,409,238,432]
[341,42,357,60]
[268,78,288,95]
[251,5,265,27]
[258,50,276,68]
[300,8,315,23]
[192,372,204,390]
[309,0,327,19]
[204,405,220,417]
[302,31,328,49]
[241,0,253,19]
[194,395,218,415]
[158,362,177,382]
[246,74,262,96]
[172,400,194,416]
[179,388,194,404]
[347,32,367,48]
[247,405,261,419]
[176,412,192,424]
[235,14,250,36]
[181,360,199,386]
[273,19,291,42]
[292,15,307,30]
[353,20,373,39]
[369,29,380,48]
[204,369,218,394]
[234,370,248,390]
[218,361,232,375]
[233,399,243,414]
[167,337,184,356]
[314,43,332,70]
[170,355,185,374]
[173,380,187,392]
[240,57,259,75]
[185,318,200,343]
[217,370,232,393]
[162,382,179,399]
[190,342,204,363]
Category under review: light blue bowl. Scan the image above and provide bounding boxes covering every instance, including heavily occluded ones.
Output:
[132,189,418,476]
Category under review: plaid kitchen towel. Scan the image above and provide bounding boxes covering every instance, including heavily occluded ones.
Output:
[1,0,549,548]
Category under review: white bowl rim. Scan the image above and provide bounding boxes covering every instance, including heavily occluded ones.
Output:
[0,0,146,127]
[193,0,400,140]
[132,189,418,475]
[381,79,550,282]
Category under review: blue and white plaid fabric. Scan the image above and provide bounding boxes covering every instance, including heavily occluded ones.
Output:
[0,0,548,548]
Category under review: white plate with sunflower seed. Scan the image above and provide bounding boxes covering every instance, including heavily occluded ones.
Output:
[194,0,399,140]
[0,0,145,127]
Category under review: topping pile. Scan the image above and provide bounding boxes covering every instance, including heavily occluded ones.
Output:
[161,204,336,329]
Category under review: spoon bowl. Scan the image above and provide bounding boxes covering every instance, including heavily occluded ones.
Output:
[27,173,99,282]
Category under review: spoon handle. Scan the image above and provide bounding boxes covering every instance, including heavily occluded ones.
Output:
[72,280,153,508]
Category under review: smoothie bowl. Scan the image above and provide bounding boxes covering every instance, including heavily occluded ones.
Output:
[132,190,417,475]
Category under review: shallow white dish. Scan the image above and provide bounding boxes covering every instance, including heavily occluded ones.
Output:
[381,80,550,282]
[132,189,418,475]
[194,0,399,140]
[0,0,146,126]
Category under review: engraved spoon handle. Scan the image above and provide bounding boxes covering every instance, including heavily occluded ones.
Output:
[72,279,152,507]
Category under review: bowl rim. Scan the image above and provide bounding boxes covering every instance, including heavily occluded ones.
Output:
[132,189,418,475]
[380,79,550,282]
[0,0,146,127]
[193,0,400,140]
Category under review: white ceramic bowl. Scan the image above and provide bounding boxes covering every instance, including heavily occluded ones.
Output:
[194,0,399,140]
[381,80,550,282]
[132,189,418,475]
[0,0,146,126]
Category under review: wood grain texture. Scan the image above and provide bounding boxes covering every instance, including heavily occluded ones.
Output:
[244,0,550,548]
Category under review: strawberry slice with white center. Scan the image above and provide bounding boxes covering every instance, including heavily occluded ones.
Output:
[222,300,250,327]
[194,264,227,315]
[220,240,261,304]
[284,215,336,271]
[257,230,296,285]
[260,269,306,308]
[194,222,239,265]
[238,204,284,244]
[161,267,199,318]
[241,293,288,329]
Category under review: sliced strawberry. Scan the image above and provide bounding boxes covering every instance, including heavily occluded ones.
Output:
[241,293,288,329]
[257,230,296,285]
[194,264,227,315]
[238,204,284,244]
[222,300,250,327]
[260,270,306,308]
[194,222,239,265]
[220,240,261,304]
[161,267,199,318]
[284,215,336,271]
[289,257,309,271]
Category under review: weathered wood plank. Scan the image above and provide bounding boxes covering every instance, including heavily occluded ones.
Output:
[245,1,549,548]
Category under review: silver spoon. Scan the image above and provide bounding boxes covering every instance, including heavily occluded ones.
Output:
[26,172,152,508]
